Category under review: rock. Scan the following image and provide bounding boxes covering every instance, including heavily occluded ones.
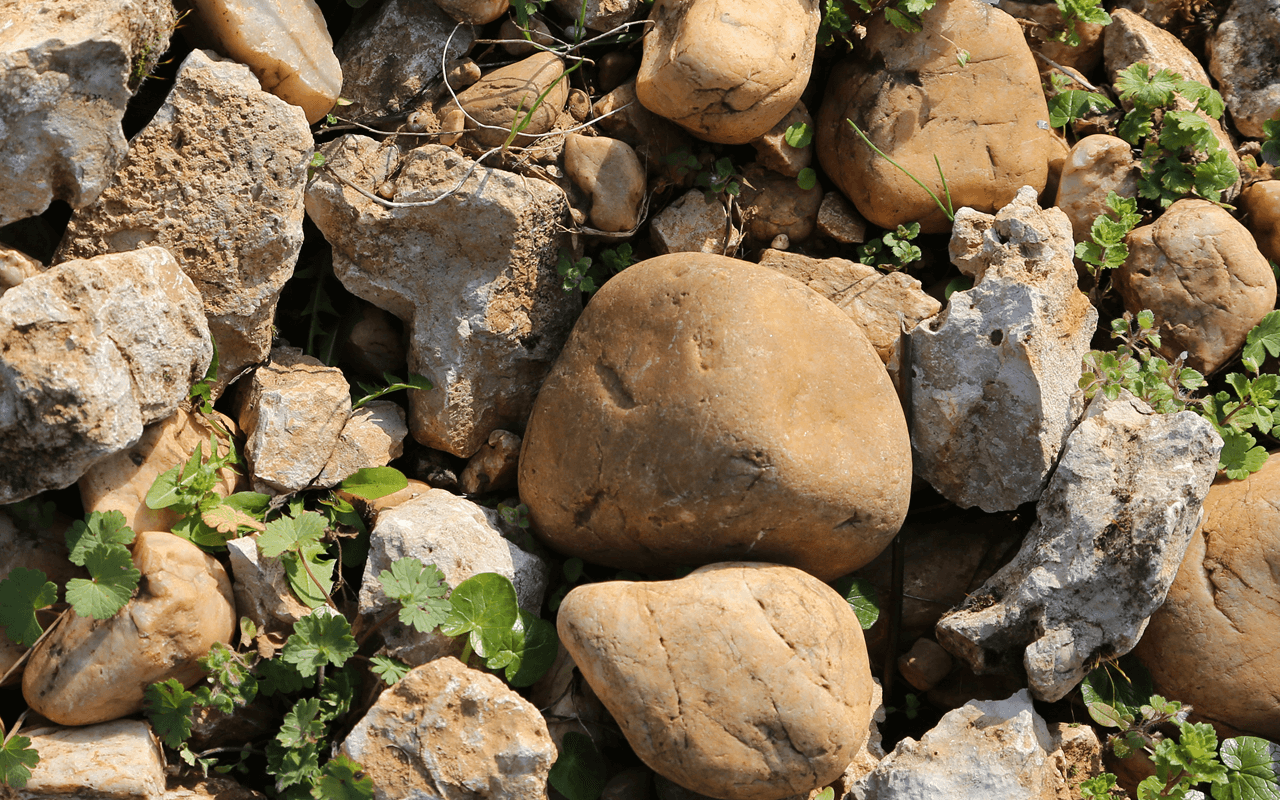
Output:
[816,192,868,244]
[334,0,474,120]
[1050,722,1104,794]
[237,347,351,494]
[226,535,312,641]
[602,769,653,800]
[911,188,1097,511]
[898,638,954,692]
[738,166,822,243]
[0,0,176,226]
[164,772,267,800]
[305,136,576,458]
[1208,0,1280,139]
[559,563,875,800]
[850,690,1070,800]
[550,0,640,31]
[1114,198,1275,375]
[357,489,550,665]
[315,401,408,488]
[24,530,236,726]
[1054,134,1140,246]
[519,253,911,582]
[460,429,522,494]
[499,17,557,57]
[0,511,82,687]
[440,52,569,148]
[756,249,940,365]
[0,243,43,298]
[936,391,1221,702]
[1135,457,1280,740]
[564,134,646,232]
[362,478,435,515]
[635,0,818,144]
[592,80,696,176]
[1241,180,1280,264]
[649,190,742,254]
[0,247,211,504]
[181,0,341,123]
[20,720,165,799]
[750,101,814,178]
[435,0,510,24]
[54,48,311,392]
[997,0,1105,74]
[816,0,1056,233]
[339,300,408,383]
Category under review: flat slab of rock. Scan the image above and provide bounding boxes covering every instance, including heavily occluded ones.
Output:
[559,563,876,800]
[19,720,165,799]
[936,392,1221,702]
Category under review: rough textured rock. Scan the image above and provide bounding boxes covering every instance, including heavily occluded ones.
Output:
[1208,0,1280,139]
[1054,134,1140,246]
[238,348,351,494]
[1241,180,1280,264]
[564,134,646,232]
[333,0,474,120]
[635,0,819,144]
[911,188,1097,511]
[0,0,176,226]
[305,136,576,458]
[650,190,741,254]
[460,429,522,494]
[550,0,639,31]
[0,511,82,687]
[55,48,311,391]
[1135,457,1280,740]
[936,392,1221,702]
[1051,722,1105,796]
[816,192,868,244]
[850,691,1070,800]
[996,0,1105,74]
[226,534,313,641]
[738,165,822,243]
[0,247,211,504]
[435,0,509,24]
[1114,199,1275,375]
[559,563,875,800]
[816,0,1057,233]
[440,52,569,148]
[750,101,814,178]
[181,0,342,123]
[24,530,236,726]
[756,249,940,365]
[357,490,550,665]
[315,401,408,488]
[20,720,165,799]
[340,657,556,800]
[519,253,911,582]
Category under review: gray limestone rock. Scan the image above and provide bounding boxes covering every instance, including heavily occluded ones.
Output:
[910,187,1097,512]
[1209,0,1280,139]
[935,392,1221,702]
[315,400,408,488]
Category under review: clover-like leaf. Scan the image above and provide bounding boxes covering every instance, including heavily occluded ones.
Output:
[0,734,40,789]
[0,568,57,647]
[316,755,374,800]
[65,543,140,620]
[440,573,520,659]
[258,511,327,559]
[145,678,199,750]
[378,558,450,635]
[1242,311,1280,372]
[505,610,559,688]
[1220,430,1269,480]
[548,732,608,800]
[370,655,411,685]
[65,510,135,567]
[281,612,358,678]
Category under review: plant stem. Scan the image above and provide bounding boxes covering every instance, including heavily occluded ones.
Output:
[294,549,340,612]
[847,120,956,221]
[0,608,69,688]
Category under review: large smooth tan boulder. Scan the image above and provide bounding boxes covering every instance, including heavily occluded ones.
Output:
[1114,199,1275,374]
[518,253,911,582]
[1136,457,1280,740]
[23,530,236,726]
[815,0,1056,233]
[558,563,875,800]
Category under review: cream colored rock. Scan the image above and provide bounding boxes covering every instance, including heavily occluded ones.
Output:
[816,0,1056,233]
[738,166,822,243]
[756,249,940,364]
[1114,199,1275,374]
[435,0,510,23]
[20,720,165,799]
[441,52,569,148]
[1054,134,1140,246]
[816,192,868,244]
[636,0,819,144]
[750,101,814,178]
[23,530,236,726]
[650,190,741,254]
[1241,180,1280,263]
[592,80,696,176]
[559,563,875,800]
[1208,0,1280,139]
[519,254,911,581]
[79,408,240,534]
[341,657,555,800]
[226,535,312,641]
[315,401,408,488]
[0,243,42,298]
[898,639,953,692]
[238,347,351,494]
[182,0,342,123]
[1136,457,1280,740]
[564,134,646,232]
[460,429,522,494]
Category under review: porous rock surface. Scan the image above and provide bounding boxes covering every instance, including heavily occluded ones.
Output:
[649,190,742,255]
[911,188,1096,512]
[558,563,875,800]
[1208,0,1280,139]
[315,400,408,488]
[519,253,911,582]
[936,391,1221,702]
[55,48,312,391]
[19,720,166,799]
[0,247,211,504]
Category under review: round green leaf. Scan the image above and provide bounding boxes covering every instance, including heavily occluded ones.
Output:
[505,611,559,688]
[440,573,520,657]
[831,576,880,629]
[549,732,607,800]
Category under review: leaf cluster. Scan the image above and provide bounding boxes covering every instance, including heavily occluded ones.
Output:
[1052,0,1110,47]
[858,223,923,270]
[1076,191,1141,278]
[146,435,267,551]
[555,244,635,295]
[352,373,433,410]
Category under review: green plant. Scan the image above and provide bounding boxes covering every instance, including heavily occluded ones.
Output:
[1076,191,1142,302]
[1045,73,1116,130]
[352,373,433,410]
[696,157,742,201]
[831,575,881,629]
[846,120,954,222]
[1263,119,1280,167]
[784,123,813,149]
[858,223,923,270]
[1052,0,1111,47]
[556,244,636,295]
[145,436,266,551]
[886,693,922,719]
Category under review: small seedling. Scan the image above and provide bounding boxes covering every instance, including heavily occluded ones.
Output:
[1263,119,1280,167]
[1052,0,1111,47]
[353,372,434,410]
[858,223,923,270]
[1045,73,1116,130]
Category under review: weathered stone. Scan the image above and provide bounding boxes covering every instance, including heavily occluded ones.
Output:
[559,563,875,800]
[440,52,569,148]
[0,243,42,298]
[851,691,1070,800]
[519,254,911,581]
[181,0,341,123]
[602,769,653,800]
[1054,134,1140,246]
[1114,199,1275,375]
[750,101,813,178]
[435,0,509,23]
[0,247,211,504]
[1135,457,1280,740]
[816,192,868,244]
[636,0,818,144]
[898,638,954,692]
[315,401,408,488]
[24,530,236,726]
[936,392,1221,702]
[55,49,310,392]
[341,657,555,800]
[0,0,176,226]
[564,134,646,232]
[1208,0,1280,139]
[498,17,557,57]
[911,188,1096,511]
[163,772,267,800]
[19,720,165,799]
[1241,180,1280,264]
[816,0,1056,233]
[305,136,576,458]
[340,300,408,383]
[226,535,312,641]
[997,0,1105,74]
[1051,721,1104,795]
[649,190,742,254]
[550,0,640,31]
[592,80,696,176]
[0,510,82,687]
[357,490,551,665]
[334,0,474,120]
[756,249,940,365]
[237,347,351,494]
[460,429,522,494]
[738,165,822,243]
